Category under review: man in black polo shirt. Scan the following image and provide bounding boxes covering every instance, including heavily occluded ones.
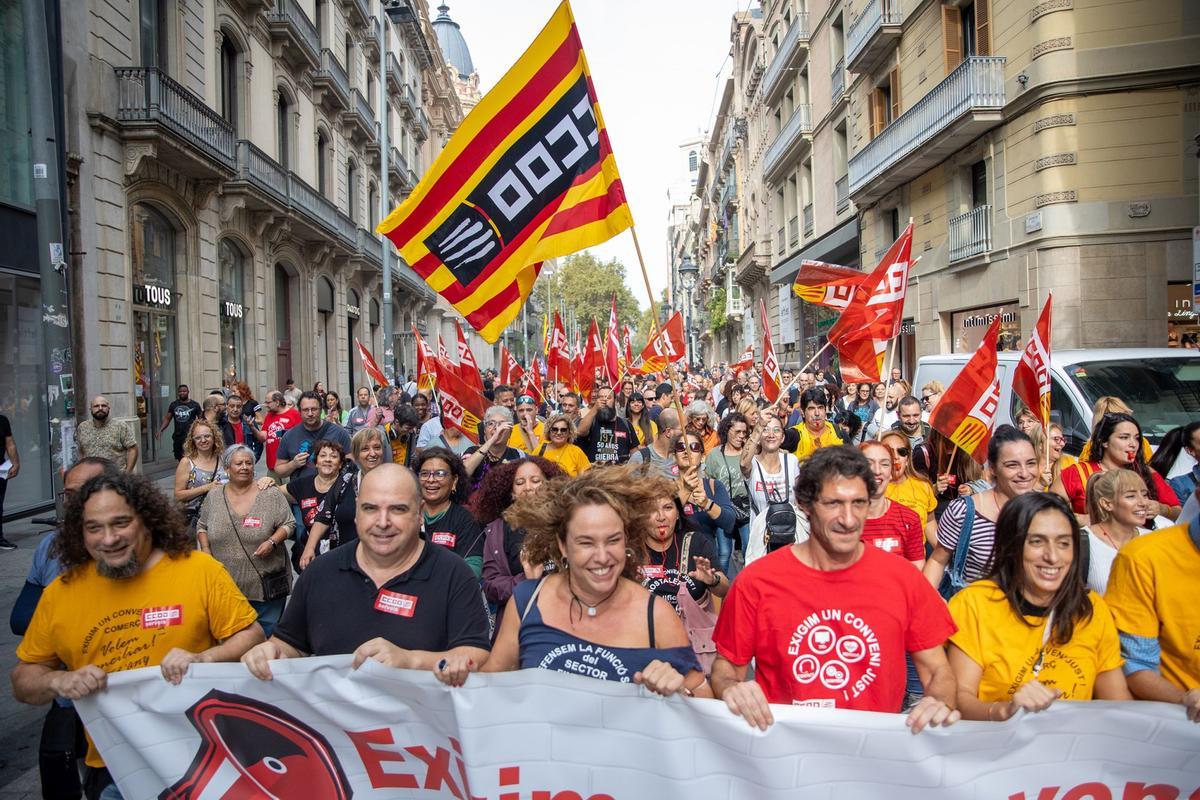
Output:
[241,464,490,677]
[576,386,634,465]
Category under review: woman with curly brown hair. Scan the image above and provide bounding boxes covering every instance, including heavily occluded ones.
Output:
[435,466,711,697]
[174,418,227,536]
[473,456,567,635]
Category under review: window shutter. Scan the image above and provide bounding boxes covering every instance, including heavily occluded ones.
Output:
[942,5,962,74]
[869,90,884,138]
[888,67,901,121]
[976,0,992,56]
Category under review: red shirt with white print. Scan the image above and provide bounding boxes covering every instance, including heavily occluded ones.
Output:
[861,500,926,562]
[713,543,955,711]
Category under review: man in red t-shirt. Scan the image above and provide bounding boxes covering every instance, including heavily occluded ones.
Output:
[711,446,959,732]
[257,391,300,478]
[860,441,926,567]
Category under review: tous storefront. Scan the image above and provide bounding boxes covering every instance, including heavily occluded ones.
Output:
[218,239,247,386]
[131,205,180,471]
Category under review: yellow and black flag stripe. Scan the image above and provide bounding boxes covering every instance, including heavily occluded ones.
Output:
[377,0,633,343]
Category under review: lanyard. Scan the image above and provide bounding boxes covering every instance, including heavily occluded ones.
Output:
[1030,610,1055,678]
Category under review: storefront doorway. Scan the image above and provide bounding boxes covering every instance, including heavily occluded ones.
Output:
[131,205,179,474]
[0,271,52,514]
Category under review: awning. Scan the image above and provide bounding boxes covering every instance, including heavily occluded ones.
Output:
[769,217,860,284]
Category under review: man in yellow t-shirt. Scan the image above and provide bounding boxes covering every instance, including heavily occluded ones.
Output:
[792,388,843,462]
[12,473,263,794]
[949,579,1123,704]
[1105,520,1200,720]
[508,395,544,453]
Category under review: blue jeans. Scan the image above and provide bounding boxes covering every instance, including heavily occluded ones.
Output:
[251,596,286,638]
[715,528,734,575]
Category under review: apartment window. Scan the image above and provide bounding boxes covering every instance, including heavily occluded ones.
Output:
[347,159,359,222]
[890,208,901,241]
[315,0,325,46]
[868,68,900,139]
[942,0,990,73]
[971,160,987,208]
[317,131,329,193]
[366,72,376,112]
[688,150,698,171]
[345,32,353,80]
[138,0,169,70]
[276,91,290,169]
[219,36,239,130]
[368,182,379,228]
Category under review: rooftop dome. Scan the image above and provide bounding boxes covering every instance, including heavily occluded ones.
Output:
[432,3,474,80]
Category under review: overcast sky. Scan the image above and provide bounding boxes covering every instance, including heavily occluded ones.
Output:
[443,0,746,310]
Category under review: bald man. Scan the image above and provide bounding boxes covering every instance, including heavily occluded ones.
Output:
[242,464,490,679]
[75,396,138,472]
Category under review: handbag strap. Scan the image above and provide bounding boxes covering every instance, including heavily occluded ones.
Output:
[948,496,976,581]
[221,488,267,582]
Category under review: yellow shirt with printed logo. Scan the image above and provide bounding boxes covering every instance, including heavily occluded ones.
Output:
[17,551,258,767]
[885,476,938,525]
[792,421,843,462]
[1104,523,1200,691]
[949,580,1122,703]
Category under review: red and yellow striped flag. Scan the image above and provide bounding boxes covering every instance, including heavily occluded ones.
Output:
[377,0,632,343]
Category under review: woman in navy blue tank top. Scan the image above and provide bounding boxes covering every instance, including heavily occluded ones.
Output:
[435,466,711,698]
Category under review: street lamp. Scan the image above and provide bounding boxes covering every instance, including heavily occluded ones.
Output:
[678,257,699,364]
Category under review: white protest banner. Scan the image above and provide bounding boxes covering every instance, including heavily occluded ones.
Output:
[76,657,1200,800]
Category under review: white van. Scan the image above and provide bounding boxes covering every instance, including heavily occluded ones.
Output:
[912,349,1200,456]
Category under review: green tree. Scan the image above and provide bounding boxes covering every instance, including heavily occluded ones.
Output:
[539,252,645,335]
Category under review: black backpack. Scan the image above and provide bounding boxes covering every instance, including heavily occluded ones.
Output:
[754,458,797,552]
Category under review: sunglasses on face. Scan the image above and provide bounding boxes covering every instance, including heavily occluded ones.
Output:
[419,469,450,481]
[890,446,911,457]
[549,426,569,434]
[674,441,704,454]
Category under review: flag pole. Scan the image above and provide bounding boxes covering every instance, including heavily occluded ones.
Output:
[778,340,834,396]
[630,226,685,421]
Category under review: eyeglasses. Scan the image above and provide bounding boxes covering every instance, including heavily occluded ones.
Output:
[1051,436,1066,443]
[419,469,450,480]
[549,426,569,434]
[674,442,704,454]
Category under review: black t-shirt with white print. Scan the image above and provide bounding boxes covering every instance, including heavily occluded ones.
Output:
[639,531,718,609]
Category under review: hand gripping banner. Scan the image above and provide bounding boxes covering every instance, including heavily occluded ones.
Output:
[77,658,1200,800]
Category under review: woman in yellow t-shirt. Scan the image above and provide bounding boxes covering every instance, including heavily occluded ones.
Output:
[948,492,1131,721]
[880,430,937,525]
[535,413,591,476]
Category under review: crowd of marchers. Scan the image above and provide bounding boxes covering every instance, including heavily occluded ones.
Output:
[4,362,1198,800]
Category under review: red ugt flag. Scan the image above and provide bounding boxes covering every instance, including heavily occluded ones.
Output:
[433,358,487,445]
[604,294,620,384]
[355,339,388,389]
[455,320,485,394]
[759,299,782,403]
[930,317,1003,463]
[1013,294,1053,426]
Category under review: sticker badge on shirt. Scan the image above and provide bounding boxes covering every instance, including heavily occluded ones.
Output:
[242,516,263,528]
[375,590,417,618]
[142,605,183,629]
[683,503,696,516]
[615,431,627,439]
[641,565,666,580]
[431,531,457,548]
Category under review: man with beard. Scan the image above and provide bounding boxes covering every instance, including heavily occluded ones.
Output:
[867,383,904,439]
[75,396,138,472]
[275,392,352,482]
[576,386,635,465]
[12,472,263,798]
[157,385,201,461]
[890,395,931,447]
[345,386,375,434]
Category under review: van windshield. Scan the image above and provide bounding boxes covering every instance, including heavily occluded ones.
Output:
[1066,358,1200,445]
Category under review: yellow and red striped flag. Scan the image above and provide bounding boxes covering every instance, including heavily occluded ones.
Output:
[377,1,632,343]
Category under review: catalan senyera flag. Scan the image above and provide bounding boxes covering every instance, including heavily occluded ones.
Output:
[1013,293,1053,426]
[930,317,1003,464]
[354,338,389,390]
[792,260,866,310]
[827,224,913,383]
[413,326,437,392]
[376,0,633,343]
[636,311,685,374]
[759,299,783,404]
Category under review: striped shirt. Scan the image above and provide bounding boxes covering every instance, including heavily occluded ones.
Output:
[936,497,997,583]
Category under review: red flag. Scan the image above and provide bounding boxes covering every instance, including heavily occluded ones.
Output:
[621,324,634,375]
[547,312,572,379]
[437,334,452,365]
[433,358,488,445]
[578,319,603,401]
[454,320,485,394]
[355,338,388,389]
[1013,294,1053,426]
[759,299,782,403]
[930,317,1003,464]
[732,345,754,374]
[827,224,913,383]
[413,326,437,392]
[524,357,544,405]
[792,260,867,310]
[637,311,686,374]
[500,345,525,389]
[604,294,620,384]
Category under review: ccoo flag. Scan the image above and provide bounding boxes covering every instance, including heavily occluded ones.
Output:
[1013,294,1053,426]
[930,317,1003,464]
[376,1,633,343]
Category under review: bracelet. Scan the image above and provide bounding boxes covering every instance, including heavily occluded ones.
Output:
[986,702,996,721]
[266,538,278,548]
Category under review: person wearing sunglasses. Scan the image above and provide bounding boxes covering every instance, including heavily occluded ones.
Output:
[668,431,736,554]
[415,447,486,579]
[535,413,590,477]
[947,492,1130,721]
[507,395,544,453]
[880,430,937,530]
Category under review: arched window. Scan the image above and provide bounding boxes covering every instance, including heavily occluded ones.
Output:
[218,239,247,384]
[130,203,180,468]
[219,36,239,129]
[316,130,329,193]
[347,159,358,222]
[368,182,378,228]
[276,90,291,169]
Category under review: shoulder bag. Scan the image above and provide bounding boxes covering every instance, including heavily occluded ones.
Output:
[223,490,290,601]
[756,458,797,552]
[675,532,719,674]
[937,496,975,601]
[717,449,752,527]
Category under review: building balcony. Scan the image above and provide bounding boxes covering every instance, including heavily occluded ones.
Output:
[736,239,771,285]
[265,0,320,71]
[387,145,406,190]
[949,204,993,262]
[114,67,235,176]
[414,106,430,142]
[345,89,376,142]
[363,17,380,62]
[746,56,765,96]
[831,57,846,103]
[836,174,849,213]
[400,84,418,119]
[288,170,357,247]
[406,165,420,190]
[364,127,382,165]
[776,225,786,257]
[847,0,903,75]
[312,49,351,112]
[803,203,814,237]
[848,56,1005,205]
[343,0,369,30]
[763,104,812,180]
[788,216,800,248]
[762,13,810,103]
[386,52,404,96]
[228,140,290,211]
